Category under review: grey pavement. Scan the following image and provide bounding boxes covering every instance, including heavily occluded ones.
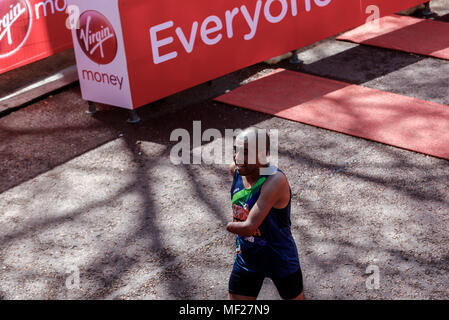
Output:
[0,1,448,300]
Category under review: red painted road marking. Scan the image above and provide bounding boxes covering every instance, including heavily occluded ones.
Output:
[337,15,449,60]
[215,69,449,160]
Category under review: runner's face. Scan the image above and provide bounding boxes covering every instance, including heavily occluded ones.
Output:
[233,138,260,176]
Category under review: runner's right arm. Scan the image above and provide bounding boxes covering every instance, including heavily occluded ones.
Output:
[226,172,288,237]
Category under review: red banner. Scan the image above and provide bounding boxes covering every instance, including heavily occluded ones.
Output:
[69,0,428,109]
[0,0,73,74]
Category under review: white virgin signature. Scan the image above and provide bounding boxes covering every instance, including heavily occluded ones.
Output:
[78,15,114,58]
[0,4,27,45]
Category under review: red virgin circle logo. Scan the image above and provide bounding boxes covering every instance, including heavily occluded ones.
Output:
[76,10,117,65]
[0,0,32,58]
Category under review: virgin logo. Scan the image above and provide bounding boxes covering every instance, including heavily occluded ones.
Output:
[76,10,117,65]
[0,0,32,58]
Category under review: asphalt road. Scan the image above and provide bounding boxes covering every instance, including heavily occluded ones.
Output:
[0,1,448,300]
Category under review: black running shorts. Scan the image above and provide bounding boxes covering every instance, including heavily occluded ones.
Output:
[228,267,304,300]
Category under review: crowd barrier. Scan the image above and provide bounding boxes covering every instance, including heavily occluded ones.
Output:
[0,0,429,109]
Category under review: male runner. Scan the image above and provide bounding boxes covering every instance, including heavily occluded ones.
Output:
[226,127,304,300]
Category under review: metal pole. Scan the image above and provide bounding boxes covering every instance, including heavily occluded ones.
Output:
[86,101,98,114]
[289,50,304,66]
[422,2,432,18]
[127,109,141,124]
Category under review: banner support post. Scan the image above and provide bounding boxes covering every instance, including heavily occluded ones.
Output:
[422,1,433,18]
[86,101,98,115]
[289,50,304,66]
[127,110,141,124]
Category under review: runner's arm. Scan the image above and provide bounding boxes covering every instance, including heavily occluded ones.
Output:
[226,172,287,237]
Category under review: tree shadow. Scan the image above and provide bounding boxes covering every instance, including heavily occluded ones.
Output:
[0,63,270,195]
[279,38,425,85]
[65,99,275,299]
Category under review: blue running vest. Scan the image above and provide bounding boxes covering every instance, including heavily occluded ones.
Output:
[230,167,300,278]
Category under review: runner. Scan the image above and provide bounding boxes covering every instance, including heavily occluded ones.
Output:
[226,127,305,300]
